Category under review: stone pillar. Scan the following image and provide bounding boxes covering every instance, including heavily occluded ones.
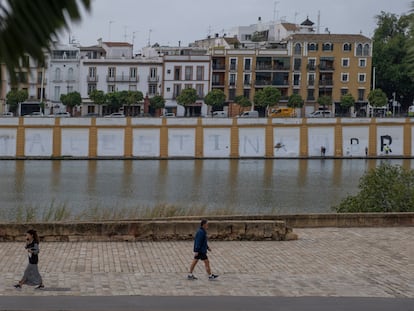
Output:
[124,117,133,157]
[230,118,239,158]
[89,118,97,157]
[52,118,61,157]
[195,118,203,158]
[265,117,274,158]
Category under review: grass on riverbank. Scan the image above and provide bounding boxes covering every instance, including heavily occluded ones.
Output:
[1,202,240,223]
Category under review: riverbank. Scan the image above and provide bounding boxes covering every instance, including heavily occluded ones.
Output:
[0,213,412,242]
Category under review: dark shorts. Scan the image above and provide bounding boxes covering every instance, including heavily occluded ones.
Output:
[194,253,208,260]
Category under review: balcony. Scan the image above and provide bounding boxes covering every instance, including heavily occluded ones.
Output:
[148,76,160,82]
[318,64,335,71]
[212,64,225,70]
[212,81,225,87]
[319,80,334,87]
[87,76,99,82]
[107,75,139,82]
[307,64,316,71]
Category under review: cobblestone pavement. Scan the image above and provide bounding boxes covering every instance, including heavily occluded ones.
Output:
[1,228,413,298]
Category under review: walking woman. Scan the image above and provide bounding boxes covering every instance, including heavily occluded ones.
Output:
[14,229,44,289]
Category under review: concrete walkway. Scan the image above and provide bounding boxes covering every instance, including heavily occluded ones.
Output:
[0,227,412,309]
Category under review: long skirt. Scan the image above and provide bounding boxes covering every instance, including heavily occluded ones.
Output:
[22,263,42,286]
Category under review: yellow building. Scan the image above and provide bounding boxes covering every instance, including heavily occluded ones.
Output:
[210,33,372,117]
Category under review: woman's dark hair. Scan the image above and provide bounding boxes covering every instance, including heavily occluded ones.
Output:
[200,219,208,227]
[26,229,39,243]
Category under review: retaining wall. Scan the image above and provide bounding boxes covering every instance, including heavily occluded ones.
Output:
[0,117,413,158]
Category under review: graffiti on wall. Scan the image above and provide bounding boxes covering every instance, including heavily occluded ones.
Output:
[376,126,403,156]
[273,127,300,157]
[0,129,17,156]
[238,128,266,157]
[203,128,231,157]
[342,126,369,157]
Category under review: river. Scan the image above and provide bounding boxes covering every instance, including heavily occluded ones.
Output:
[0,159,412,220]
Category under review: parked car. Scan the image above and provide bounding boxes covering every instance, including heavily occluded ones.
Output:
[307,110,333,118]
[160,112,175,118]
[212,111,228,118]
[50,112,71,118]
[239,110,259,118]
[25,112,44,117]
[268,107,296,118]
[83,113,100,117]
[1,112,14,117]
[104,112,125,118]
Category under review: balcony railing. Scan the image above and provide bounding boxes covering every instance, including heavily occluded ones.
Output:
[212,64,225,70]
[319,80,334,86]
[318,65,335,71]
[148,76,159,82]
[107,75,139,82]
[87,76,99,82]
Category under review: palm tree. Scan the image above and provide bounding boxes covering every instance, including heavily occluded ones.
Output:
[0,0,91,74]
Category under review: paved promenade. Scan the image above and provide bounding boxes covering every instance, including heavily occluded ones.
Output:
[0,227,412,299]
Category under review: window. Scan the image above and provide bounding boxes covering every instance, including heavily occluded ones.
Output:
[107,85,115,93]
[54,86,60,101]
[87,84,96,95]
[308,73,315,86]
[322,42,333,51]
[148,84,157,95]
[293,73,300,86]
[341,88,348,96]
[342,58,349,67]
[363,44,370,56]
[130,67,137,78]
[307,58,316,71]
[150,67,158,79]
[343,43,352,52]
[243,73,251,86]
[293,89,299,95]
[294,43,301,55]
[196,66,204,80]
[243,89,250,99]
[359,58,366,67]
[307,89,315,100]
[67,68,74,81]
[67,85,73,93]
[88,67,96,77]
[358,73,366,83]
[229,73,236,86]
[356,44,363,56]
[174,66,181,80]
[196,84,204,98]
[244,58,252,71]
[358,89,365,101]
[230,58,237,71]
[167,69,171,74]
[55,68,61,81]
[108,67,115,78]
[308,43,318,51]
[184,83,192,89]
[166,87,171,92]
[229,89,236,100]
[185,66,193,80]
[293,58,301,70]
[173,84,181,97]
[341,73,349,82]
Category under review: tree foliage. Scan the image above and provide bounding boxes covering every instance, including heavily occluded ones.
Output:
[253,87,281,108]
[340,93,355,109]
[368,88,388,107]
[0,0,91,74]
[204,89,226,110]
[149,95,166,109]
[373,10,414,110]
[334,163,414,213]
[176,88,197,106]
[60,91,81,108]
[89,90,107,106]
[317,95,332,107]
[6,89,28,112]
[287,93,304,108]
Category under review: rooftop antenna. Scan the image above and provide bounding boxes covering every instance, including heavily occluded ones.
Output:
[108,20,115,41]
[273,1,280,22]
[317,10,320,34]
[207,25,212,37]
[147,29,152,47]
[294,12,299,24]
[123,26,128,42]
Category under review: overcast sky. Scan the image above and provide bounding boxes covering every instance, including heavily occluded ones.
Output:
[63,0,411,51]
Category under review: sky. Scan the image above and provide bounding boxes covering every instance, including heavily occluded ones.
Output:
[63,0,411,52]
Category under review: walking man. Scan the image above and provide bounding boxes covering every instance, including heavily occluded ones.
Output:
[188,219,219,280]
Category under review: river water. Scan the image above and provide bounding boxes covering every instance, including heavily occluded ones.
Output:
[0,159,412,220]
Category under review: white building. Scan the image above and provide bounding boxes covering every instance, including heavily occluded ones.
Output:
[46,42,81,114]
[162,49,211,117]
[79,41,163,116]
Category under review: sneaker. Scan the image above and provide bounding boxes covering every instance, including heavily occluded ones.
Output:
[35,284,44,290]
[187,274,197,280]
[13,284,21,289]
[208,274,219,280]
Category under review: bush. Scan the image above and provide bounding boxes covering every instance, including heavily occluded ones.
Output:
[334,163,414,213]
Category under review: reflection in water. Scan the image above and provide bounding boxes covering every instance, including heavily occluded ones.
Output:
[0,159,412,217]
